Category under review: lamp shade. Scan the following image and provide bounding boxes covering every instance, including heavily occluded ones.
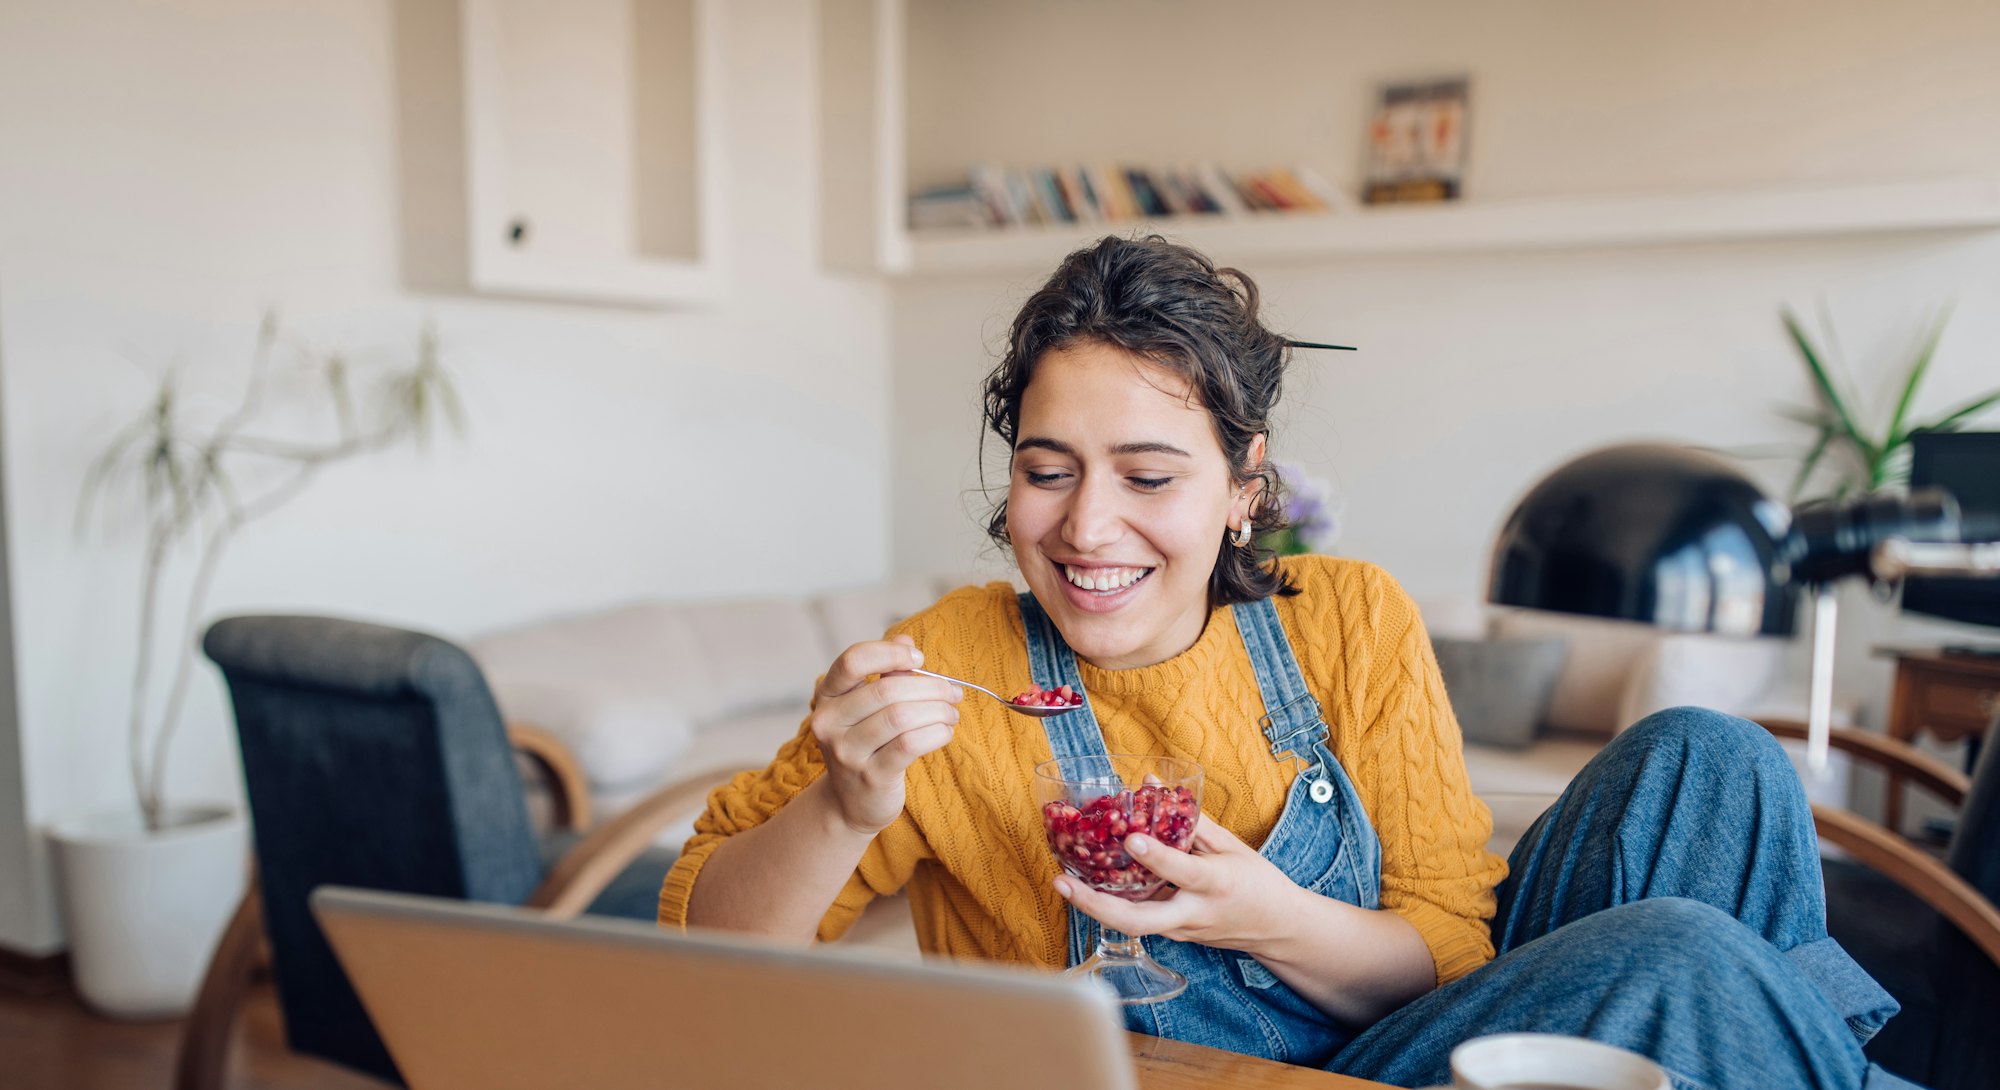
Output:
[1489,444,1799,637]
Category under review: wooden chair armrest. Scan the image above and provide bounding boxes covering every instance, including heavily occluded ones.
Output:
[508,724,591,831]
[1755,717,1969,809]
[524,767,753,919]
[1811,803,2000,969]
[173,886,264,1090]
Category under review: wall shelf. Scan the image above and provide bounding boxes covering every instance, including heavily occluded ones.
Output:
[901,175,2000,278]
[819,1,2000,279]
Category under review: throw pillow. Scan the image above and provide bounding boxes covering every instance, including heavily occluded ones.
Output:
[1431,635,1569,749]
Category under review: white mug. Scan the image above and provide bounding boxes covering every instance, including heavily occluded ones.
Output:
[1419,1033,1673,1090]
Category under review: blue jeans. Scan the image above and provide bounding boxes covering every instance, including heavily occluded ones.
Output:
[1326,707,1920,1090]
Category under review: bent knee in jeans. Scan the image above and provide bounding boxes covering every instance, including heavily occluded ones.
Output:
[1619,705,1789,768]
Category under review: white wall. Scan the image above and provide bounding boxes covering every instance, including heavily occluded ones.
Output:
[888,2,2000,713]
[0,0,891,953]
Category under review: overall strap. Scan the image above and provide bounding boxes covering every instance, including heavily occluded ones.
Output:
[1234,595,1337,804]
[1018,592,1115,783]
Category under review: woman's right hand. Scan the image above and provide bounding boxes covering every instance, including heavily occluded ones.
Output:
[809,634,963,836]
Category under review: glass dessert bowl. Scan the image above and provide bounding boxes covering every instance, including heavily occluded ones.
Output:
[1033,754,1203,1004]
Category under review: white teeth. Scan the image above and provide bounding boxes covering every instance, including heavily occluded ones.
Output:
[1062,565,1148,591]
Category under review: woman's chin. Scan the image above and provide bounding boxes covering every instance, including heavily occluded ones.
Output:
[1054,610,1179,670]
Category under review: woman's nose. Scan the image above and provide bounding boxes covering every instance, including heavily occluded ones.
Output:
[1061,478,1123,553]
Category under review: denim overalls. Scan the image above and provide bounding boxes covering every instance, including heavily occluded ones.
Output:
[1019,592,1377,1068]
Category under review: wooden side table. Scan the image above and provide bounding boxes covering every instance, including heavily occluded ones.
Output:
[1877,646,2000,834]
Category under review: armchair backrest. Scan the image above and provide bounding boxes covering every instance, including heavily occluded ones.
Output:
[204,615,543,1084]
[1935,723,2000,1090]
[1946,728,2000,901]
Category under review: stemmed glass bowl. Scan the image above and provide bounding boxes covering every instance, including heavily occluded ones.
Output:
[1033,754,1203,1004]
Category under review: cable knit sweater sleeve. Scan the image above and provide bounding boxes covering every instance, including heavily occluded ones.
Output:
[1292,558,1508,986]
[656,696,935,943]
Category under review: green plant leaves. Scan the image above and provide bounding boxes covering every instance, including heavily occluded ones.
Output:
[1779,303,1999,501]
[1788,424,1837,504]
[1782,308,1867,450]
[1884,303,1952,451]
[1924,387,2000,435]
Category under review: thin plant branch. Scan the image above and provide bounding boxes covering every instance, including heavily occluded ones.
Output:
[80,314,461,830]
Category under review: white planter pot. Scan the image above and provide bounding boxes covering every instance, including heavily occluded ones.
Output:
[48,805,249,1020]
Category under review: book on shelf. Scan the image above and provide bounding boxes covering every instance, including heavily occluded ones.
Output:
[1123,169,1170,218]
[908,163,1358,232]
[1056,166,1101,224]
[1029,169,1072,224]
[907,184,990,231]
[1089,164,1137,221]
[1004,171,1042,226]
[1195,163,1249,216]
[1262,168,1325,212]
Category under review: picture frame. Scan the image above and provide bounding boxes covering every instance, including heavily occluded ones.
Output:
[1362,77,1470,205]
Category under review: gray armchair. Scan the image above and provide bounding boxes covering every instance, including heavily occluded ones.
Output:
[174,615,737,1090]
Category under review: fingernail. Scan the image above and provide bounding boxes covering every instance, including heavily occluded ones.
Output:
[910,648,924,667]
[1053,879,1072,898]
[1126,835,1150,856]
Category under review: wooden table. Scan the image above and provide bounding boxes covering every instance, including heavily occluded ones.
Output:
[1879,646,2000,833]
[1130,1033,1395,1089]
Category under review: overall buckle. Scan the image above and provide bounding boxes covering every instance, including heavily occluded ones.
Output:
[1260,694,1336,803]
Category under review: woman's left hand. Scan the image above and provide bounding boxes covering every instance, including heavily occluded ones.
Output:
[1054,814,1302,956]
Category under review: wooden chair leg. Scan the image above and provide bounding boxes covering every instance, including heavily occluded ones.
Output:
[173,886,264,1090]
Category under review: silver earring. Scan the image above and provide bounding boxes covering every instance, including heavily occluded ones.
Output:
[1232,518,1253,548]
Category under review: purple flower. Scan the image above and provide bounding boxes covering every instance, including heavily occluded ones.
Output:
[1273,461,1342,553]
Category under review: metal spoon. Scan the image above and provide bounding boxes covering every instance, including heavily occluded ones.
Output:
[907,667,1081,718]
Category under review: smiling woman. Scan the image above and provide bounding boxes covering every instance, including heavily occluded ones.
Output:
[659,236,1918,1090]
[982,238,1296,616]
[1001,340,1262,669]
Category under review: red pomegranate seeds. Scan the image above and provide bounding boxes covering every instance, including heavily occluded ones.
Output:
[1041,783,1199,900]
[1011,682,1084,708]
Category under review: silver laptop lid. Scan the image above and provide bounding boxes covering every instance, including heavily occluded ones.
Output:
[310,886,1137,1090]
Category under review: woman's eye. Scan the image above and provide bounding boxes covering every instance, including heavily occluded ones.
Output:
[1024,470,1070,486]
[1129,476,1173,490]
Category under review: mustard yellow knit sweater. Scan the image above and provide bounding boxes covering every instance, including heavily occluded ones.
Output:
[658,555,1508,986]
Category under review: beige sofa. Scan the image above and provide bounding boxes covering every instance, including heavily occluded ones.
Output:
[468,577,1846,954]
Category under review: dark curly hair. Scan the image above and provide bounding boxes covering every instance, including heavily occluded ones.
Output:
[980,234,1298,605]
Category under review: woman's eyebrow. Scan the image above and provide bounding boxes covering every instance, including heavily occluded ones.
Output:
[1014,437,1192,459]
[1110,441,1192,458]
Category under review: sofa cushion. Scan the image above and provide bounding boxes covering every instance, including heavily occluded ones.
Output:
[491,679,695,790]
[1488,610,1661,735]
[676,600,828,722]
[1432,636,1568,749]
[596,706,812,850]
[470,602,725,723]
[1614,632,1784,729]
[1463,733,1602,856]
[814,577,945,655]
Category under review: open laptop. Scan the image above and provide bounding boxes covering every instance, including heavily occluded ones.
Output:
[310,886,1137,1090]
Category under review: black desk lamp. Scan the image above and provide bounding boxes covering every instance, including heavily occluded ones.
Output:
[1489,443,2000,772]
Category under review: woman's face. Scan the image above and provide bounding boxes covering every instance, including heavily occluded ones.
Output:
[1006,341,1261,670]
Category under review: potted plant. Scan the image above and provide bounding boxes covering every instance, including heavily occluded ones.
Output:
[1263,460,1343,556]
[1778,304,2000,505]
[50,315,462,1017]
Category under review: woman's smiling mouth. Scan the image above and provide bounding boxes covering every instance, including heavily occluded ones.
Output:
[1060,564,1154,594]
